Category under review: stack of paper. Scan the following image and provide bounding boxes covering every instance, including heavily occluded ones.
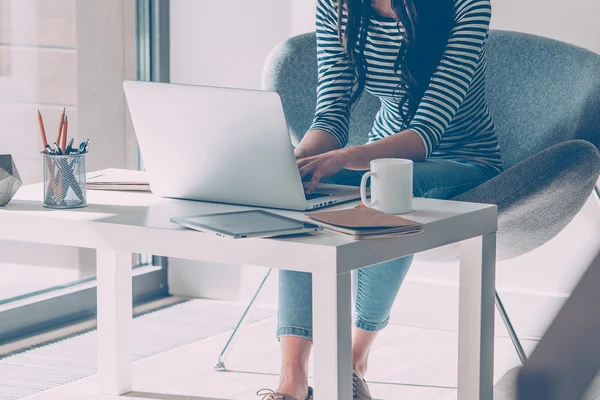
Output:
[86,170,151,192]
[306,207,423,239]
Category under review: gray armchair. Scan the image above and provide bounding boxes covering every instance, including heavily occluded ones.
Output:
[263,28,600,359]
[212,30,600,371]
[263,31,600,244]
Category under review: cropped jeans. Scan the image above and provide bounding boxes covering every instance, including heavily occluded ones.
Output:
[277,159,499,339]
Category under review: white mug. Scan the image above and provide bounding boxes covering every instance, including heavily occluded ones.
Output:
[360,158,413,214]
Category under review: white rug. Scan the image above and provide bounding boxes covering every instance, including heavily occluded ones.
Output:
[0,300,275,400]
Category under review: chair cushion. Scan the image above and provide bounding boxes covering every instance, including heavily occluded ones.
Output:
[485,31,600,168]
[417,140,600,262]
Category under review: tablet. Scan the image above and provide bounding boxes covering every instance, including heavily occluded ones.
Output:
[170,210,322,238]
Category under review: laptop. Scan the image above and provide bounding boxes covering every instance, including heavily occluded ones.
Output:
[123,81,361,211]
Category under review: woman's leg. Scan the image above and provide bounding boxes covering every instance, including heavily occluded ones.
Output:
[411,160,499,200]
[276,169,366,398]
[349,160,499,377]
[351,255,413,376]
[276,270,313,398]
[276,161,499,395]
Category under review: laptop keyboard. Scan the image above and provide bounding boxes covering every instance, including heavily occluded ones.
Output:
[305,192,330,200]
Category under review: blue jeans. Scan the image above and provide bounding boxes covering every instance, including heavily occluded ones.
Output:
[277,159,499,339]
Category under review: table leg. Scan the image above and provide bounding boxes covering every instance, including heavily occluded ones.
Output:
[312,272,353,399]
[97,249,133,395]
[458,234,496,400]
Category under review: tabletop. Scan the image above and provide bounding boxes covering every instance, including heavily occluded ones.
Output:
[0,169,497,274]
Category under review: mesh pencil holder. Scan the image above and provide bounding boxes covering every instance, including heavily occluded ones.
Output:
[42,152,87,209]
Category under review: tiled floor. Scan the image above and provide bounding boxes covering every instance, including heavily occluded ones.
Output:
[24,315,534,400]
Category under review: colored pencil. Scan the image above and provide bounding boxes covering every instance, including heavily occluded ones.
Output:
[61,115,68,153]
[37,110,49,152]
[56,107,65,152]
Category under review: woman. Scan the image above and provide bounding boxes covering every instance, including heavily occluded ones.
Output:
[258,0,502,399]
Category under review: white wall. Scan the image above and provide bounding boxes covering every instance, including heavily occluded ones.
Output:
[170,0,291,90]
[290,0,315,36]
[491,0,600,53]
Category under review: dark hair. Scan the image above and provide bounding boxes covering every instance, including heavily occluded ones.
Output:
[337,0,455,125]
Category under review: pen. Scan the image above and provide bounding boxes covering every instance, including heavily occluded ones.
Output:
[65,138,74,154]
[78,139,90,154]
[52,138,64,202]
[52,143,62,155]
[37,110,49,153]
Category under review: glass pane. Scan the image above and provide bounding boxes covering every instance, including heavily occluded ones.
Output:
[0,1,159,308]
[0,0,79,301]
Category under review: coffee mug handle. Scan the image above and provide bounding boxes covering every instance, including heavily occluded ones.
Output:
[360,172,375,208]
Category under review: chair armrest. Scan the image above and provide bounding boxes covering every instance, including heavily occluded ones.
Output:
[455,139,600,260]
[417,140,600,262]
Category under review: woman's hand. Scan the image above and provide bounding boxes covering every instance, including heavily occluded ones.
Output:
[297,129,426,194]
[297,149,349,194]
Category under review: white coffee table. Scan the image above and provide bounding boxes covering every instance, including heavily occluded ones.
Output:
[0,169,497,400]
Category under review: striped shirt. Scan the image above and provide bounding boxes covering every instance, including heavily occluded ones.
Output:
[310,0,503,172]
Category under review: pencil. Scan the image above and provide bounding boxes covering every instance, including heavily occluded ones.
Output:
[61,115,68,153]
[56,107,65,152]
[37,110,49,153]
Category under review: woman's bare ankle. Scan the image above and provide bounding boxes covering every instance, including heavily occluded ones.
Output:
[352,349,369,378]
[353,361,368,378]
[278,336,312,398]
[277,365,309,399]
[352,326,377,379]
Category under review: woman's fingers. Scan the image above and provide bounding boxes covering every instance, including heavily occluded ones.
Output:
[300,161,324,194]
[297,156,315,169]
[299,162,316,180]
[299,161,324,193]
[306,173,323,195]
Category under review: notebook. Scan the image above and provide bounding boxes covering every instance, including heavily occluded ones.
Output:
[87,170,151,192]
[306,207,423,239]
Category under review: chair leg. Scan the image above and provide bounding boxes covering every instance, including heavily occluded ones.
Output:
[213,268,273,371]
[495,290,528,365]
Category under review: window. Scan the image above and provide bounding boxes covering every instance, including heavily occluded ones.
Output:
[0,0,169,345]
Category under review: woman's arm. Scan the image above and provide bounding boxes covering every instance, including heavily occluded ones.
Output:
[407,0,493,159]
[341,129,426,169]
[299,0,356,157]
[294,129,341,159]
[298,129,425,193]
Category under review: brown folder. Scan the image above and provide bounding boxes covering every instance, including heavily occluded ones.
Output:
[306,207,423,239]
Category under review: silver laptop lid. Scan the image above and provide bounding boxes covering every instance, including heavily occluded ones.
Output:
[123,81,309,210]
